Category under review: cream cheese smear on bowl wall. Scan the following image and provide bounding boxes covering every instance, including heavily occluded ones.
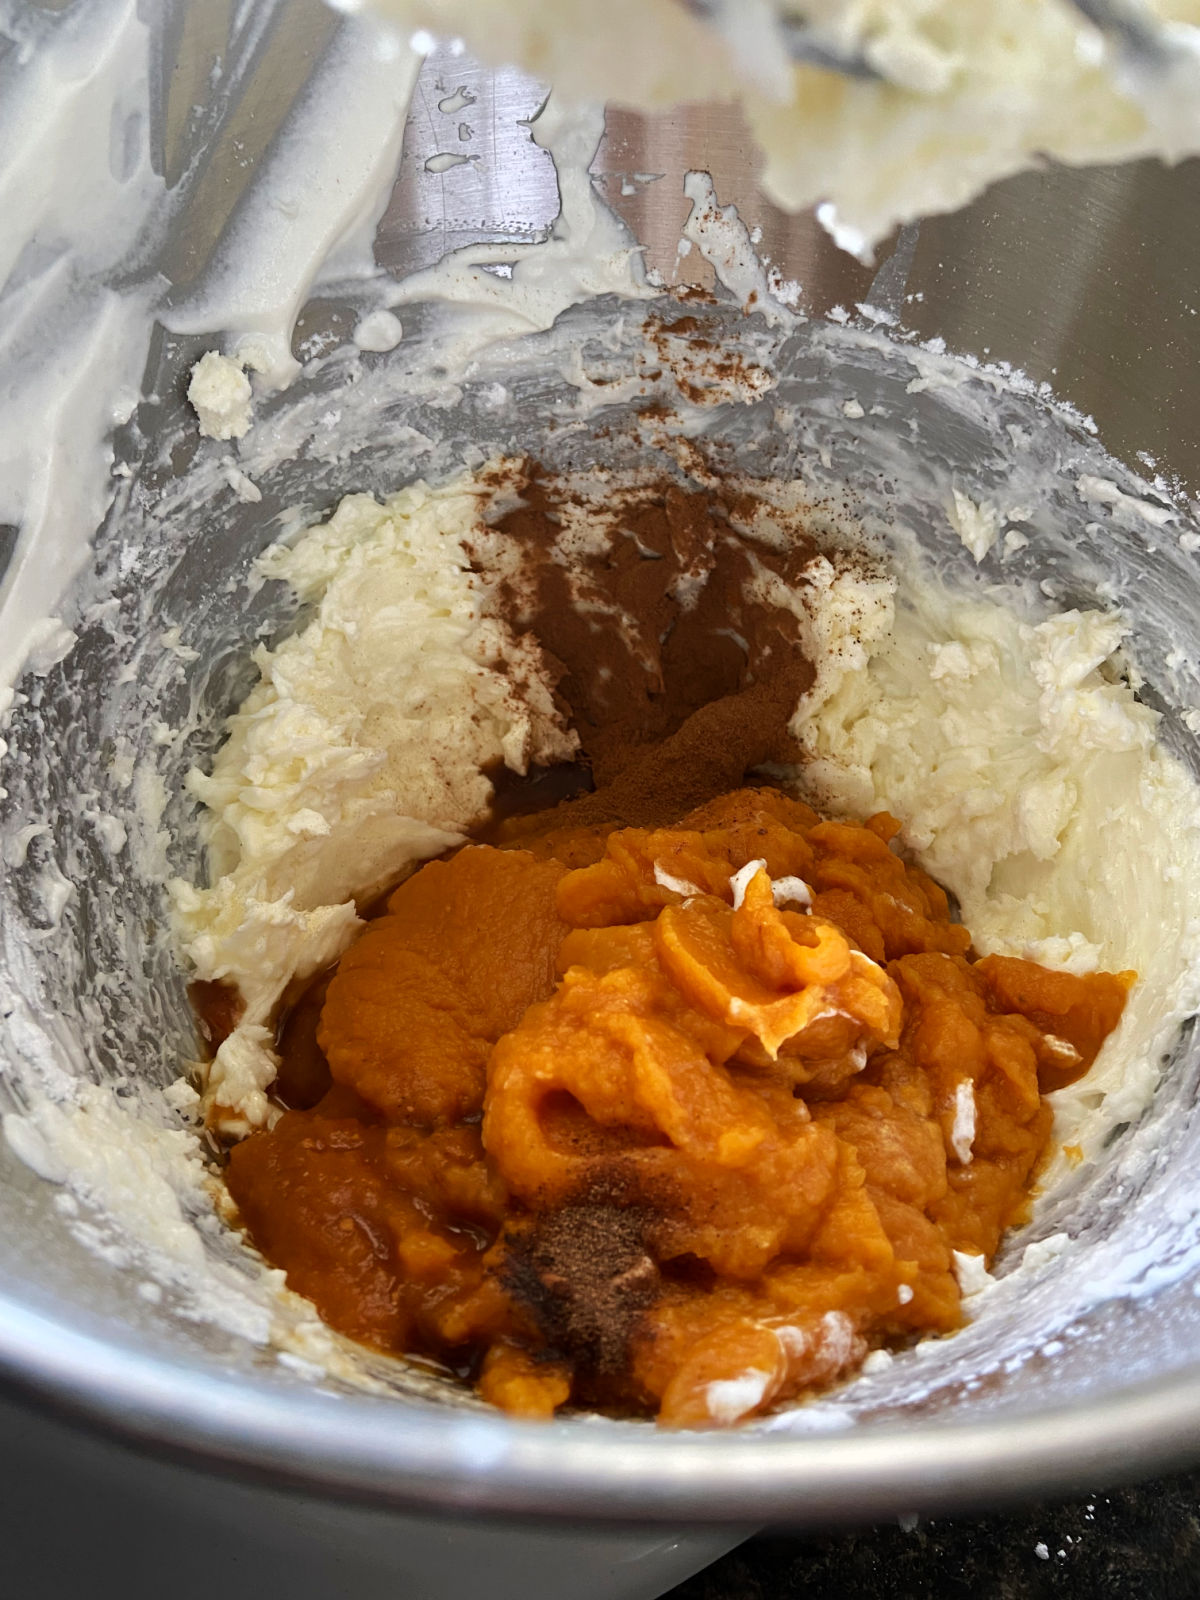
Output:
[4,0,1200,1431]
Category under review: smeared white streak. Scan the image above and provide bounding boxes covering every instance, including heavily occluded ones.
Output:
[729,857,767,909]
[158,627,199,662]
[704,1369,771,1424]
[22,622,79,675]
[773,1324,809,1358]
[817,1310,856,1367]
[771,875,811,910]
[0,0,163,691]
[950,1079,976,1165]
[653,862,702,898]
[223,466,262,504]
[165,23,421,387]
[848,949,887,985]
[952,1250,996,1298]
[1077,474,1174,528]
[681,171,789,327]
[2,1112,67,1184]
[3,823,50,868]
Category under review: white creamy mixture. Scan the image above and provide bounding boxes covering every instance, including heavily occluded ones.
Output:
[349,0,1200,254]
[172,474,574,1133]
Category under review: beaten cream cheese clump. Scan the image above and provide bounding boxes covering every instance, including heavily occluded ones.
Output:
[348,0,1200,253]
[799,578,1200,1183]
[170,471,575,1135]
[187,352,255,443]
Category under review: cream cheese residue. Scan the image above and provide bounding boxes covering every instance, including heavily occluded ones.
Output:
[729,858,769,910]
[952,1249,995,1299]
[352,0,1200,254]
[654,862,704,898]
[704,1369,773,1425]
[950,1080,976,1167]
[187,352,254,442]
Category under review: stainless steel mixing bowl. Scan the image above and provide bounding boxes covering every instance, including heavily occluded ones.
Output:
[3,0,1200,1534]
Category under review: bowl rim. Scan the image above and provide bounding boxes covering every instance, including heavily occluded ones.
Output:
[1,1285,1198,1522]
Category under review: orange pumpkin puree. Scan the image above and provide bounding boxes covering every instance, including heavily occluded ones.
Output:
[224,787,1132,1427]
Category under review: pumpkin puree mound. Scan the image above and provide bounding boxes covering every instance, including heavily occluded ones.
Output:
[225,788,1131,1427]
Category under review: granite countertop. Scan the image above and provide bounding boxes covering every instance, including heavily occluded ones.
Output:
[666,1470,1200,1598]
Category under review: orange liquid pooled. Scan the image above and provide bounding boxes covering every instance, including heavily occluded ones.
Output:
[224,787,1132,1427]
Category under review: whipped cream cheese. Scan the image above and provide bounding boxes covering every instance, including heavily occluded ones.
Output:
[170,469,575,1134]
[799,578,1200,1184]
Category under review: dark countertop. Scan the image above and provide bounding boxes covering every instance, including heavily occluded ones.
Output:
[667,1473,1200,1599]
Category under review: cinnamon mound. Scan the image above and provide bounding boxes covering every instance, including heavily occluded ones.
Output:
[479,466,821,827]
